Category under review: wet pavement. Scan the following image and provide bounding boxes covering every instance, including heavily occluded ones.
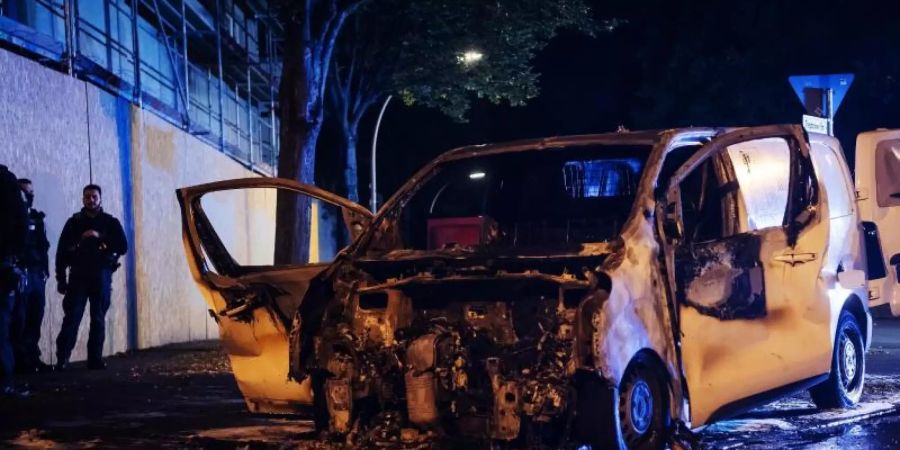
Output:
[2,320,900,449]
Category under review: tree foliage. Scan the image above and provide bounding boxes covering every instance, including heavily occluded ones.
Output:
[391,0,603,121]
[328,0,610,202]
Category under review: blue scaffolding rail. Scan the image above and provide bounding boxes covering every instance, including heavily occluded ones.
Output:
[0,0,281,175]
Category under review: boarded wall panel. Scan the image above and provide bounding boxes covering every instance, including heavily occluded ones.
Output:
[0,47,268,362]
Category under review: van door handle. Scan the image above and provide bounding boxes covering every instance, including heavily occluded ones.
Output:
[774,252,817,265]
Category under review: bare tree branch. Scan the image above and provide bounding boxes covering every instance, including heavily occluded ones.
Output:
[329,59,348,115]
[302,0,312,43]
[323,0,370,45]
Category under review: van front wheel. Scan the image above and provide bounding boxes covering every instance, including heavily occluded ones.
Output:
[618,361,669,450]
[810,311,865,409]
[574,357,669,450]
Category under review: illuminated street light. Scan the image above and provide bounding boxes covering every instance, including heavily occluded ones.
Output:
[459,50,484,66]
[372,50,485,212]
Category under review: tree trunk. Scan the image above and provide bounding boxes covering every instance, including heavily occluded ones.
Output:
[342,127,360,203]
[274,28,325,265]
[274,118,321,265]
[273,0,363,265]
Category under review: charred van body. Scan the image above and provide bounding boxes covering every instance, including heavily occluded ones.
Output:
[178,125,871,449]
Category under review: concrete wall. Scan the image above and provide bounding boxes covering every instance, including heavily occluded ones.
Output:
[0,47,268,362]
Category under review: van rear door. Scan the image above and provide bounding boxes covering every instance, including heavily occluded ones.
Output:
[855,130,900,314]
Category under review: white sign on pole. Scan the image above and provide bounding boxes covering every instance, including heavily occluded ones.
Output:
[802,114,829,134]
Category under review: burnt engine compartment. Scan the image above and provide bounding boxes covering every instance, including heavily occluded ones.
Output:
[310,259,602,448]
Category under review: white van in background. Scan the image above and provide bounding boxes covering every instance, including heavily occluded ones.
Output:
[856,130,900,315]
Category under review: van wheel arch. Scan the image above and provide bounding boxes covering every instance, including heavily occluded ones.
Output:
[843,294,869,347]
[574,349,672,450]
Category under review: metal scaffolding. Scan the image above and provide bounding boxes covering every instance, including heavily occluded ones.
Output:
[0,0,281,174]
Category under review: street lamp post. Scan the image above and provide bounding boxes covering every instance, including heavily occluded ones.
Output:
[369,49,482,213]
[370,94,392,213]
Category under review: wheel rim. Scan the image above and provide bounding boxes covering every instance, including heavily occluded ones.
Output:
[840,331,860,390]
[629,379,653,435]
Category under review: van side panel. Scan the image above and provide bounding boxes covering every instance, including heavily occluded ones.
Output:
[809,134,869,349]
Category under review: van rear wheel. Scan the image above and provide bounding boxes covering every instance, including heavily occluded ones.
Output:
[810,311,865,409]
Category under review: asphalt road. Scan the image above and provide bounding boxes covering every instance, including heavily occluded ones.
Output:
[696,318,900,450]
[2,320,900,449]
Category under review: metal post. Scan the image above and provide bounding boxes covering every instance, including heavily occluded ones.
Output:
[370,95,392,213]
[244,9,253,169]
[206,66,212,128]
[181,0,190,124]
[131,0,141,102]
[826,88,834,136]
[151,0,188,124]
[103,0,112,70]
[267,26,277,172]
[215,0,225,152]
[62,0,75,75]
[71,0,80,63]
[247,64,253,169]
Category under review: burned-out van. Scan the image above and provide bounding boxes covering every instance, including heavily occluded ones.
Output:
[178,124,869,449]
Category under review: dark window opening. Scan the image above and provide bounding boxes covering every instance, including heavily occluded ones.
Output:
[562,159,643,199]
[393,145,653,254]
[680,159,725,243]
[875,140,900,207]
[656,145,703,199]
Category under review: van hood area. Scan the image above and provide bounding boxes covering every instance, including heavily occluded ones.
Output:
[288,245,623,447]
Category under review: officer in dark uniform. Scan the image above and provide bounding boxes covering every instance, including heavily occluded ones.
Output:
[0,164,28,396]
[55,184,127,370]
[12,179,52,373]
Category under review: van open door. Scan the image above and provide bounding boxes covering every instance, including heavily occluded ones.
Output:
[855,130,900,315]
[659,125,832,426]
[176,178,372,413]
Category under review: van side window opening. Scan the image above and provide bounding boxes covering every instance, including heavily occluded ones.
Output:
[199,188,349,269]
[562,159,643,198]
[726,138,792,232]
[679,159,726,243]
[875,140,900,207]
[655,144,703,200]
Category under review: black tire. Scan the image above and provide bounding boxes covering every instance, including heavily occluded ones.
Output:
[618,360,669,450]
[574,370,619,450]
[575,357,669,450]
[809,311,865,409]
[310,370,331,432]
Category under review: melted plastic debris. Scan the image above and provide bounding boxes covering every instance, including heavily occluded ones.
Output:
[10,430,62,449]
[706,418,797,433]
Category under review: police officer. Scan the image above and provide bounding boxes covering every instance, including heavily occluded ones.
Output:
[0,164,28,396]
[55,184,127,370]
[11,179,52,373]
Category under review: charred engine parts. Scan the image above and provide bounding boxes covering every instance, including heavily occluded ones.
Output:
[315,285,587,447]
[486,357,521,440]
[405,334,440,426]
[322,342,357,434]
[325,378,353,433]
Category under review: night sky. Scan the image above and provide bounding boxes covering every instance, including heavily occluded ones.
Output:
[317,0,900,206]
